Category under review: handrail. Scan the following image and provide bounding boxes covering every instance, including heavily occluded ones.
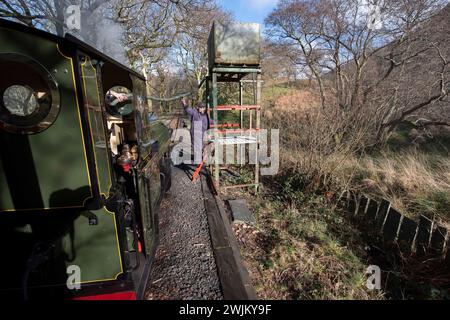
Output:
[147,92,192,102]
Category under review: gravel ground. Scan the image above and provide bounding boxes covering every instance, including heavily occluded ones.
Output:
[145,165,223,300]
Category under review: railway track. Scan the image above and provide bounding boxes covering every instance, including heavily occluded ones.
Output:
[145,104,256,300]
[144,105,220,299]
[145,160,223,300]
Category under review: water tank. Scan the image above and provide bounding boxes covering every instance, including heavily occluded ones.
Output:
[208,21,261,70]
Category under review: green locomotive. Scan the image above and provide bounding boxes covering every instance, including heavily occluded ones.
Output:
[0,19,172,300]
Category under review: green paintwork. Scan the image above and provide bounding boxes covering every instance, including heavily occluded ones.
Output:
[80,57,112,197]
[138,171,154,256]
[150,121,171,159]
[0,20,173,296]
[0,27,91,211]
[130,75,164,256]
[131,75,152,160]
[0,156,12,208]
[0,24,123,288]
[61,206,123,283]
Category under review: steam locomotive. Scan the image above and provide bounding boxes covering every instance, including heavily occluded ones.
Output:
[0,18,173,300]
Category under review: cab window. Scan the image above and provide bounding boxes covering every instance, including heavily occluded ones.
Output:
[0,54,60,134]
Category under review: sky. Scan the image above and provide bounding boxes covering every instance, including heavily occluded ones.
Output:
[218,0,278,25]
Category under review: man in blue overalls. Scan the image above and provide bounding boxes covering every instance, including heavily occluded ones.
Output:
[181,97,210,164]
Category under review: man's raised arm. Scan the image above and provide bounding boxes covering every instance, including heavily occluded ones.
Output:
[181,97,196,116]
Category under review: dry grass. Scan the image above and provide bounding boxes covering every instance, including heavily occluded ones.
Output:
[273,89,321,114]
[277,145,450,224]
[263,81,450,224]
[226,81,450,300]
[349,149,450,224]
[224,187,385,300]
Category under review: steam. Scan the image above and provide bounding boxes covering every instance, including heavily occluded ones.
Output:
[67,1,128,66]
[89,18,128,65]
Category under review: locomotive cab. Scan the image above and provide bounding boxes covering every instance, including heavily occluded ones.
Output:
[0,19,172,300]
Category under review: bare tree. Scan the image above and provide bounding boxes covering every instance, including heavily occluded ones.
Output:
[0,0,113,36]
[262,40,306,84]
[173,3,232,101]
[265,0,449,147]
[0,0,216,71]
[113,0,215,75]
